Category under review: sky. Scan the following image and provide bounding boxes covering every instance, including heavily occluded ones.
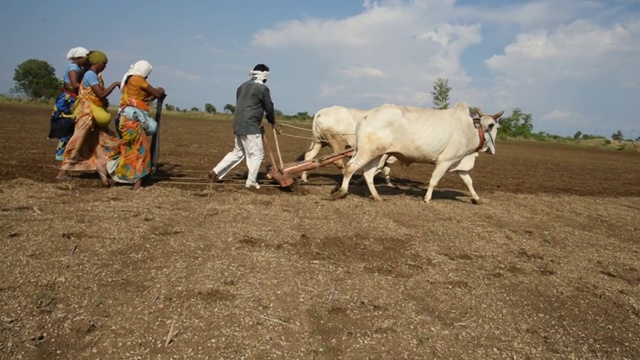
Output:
[1,0,639,138]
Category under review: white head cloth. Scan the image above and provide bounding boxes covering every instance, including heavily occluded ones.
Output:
[121,60,153,88]
[66,47,89,60]
[250,70,269,84]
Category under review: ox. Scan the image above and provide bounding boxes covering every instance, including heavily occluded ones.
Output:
[332,102,504,203]
[300,105,395,184]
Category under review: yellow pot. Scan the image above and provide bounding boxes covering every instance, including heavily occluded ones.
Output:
[91,103,111,127]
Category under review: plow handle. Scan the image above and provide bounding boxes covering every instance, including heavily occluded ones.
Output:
[261,127,279,170]
[151,96,164,172]
[272,126,284,169]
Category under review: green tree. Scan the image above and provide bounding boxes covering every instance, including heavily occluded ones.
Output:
[498,108,534,138]
[295,111,312,120]
[164,104,176,111]
[223,103,235,114]
[611,130,624,141]
[204,103,217,114]
[190,107,200,112]
[573,131,582,139]
[12,59,60,99]
[431,77,451,110]
[275,109,285,118]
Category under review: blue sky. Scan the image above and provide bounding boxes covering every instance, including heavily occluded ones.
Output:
[1,0,639,137]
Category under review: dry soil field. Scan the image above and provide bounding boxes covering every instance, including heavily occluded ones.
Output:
[0,102,639,359]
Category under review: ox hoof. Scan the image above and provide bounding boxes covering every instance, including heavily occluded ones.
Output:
[329,190,349,200]
[471,198,483,205]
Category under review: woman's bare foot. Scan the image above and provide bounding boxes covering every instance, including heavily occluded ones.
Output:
[56,171,71,181]
[98,172,113,187]
[133,179,143,191]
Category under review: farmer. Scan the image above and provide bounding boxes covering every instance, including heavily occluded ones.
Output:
[208,63,276,189]
[57,50,120,186]
[107,60,165,191]
[48,47,91,161]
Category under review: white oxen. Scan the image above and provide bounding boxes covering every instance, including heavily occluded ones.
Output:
[300,105,395,184]
[332,102,504,203]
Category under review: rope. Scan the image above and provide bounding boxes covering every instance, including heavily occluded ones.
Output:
[277,123,356,140]
[151,175,282,187]
[279,123,312,132]
[278,133,316,141]
[156,181,281,187]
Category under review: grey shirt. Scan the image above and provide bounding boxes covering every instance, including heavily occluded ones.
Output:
[233,78,275,135]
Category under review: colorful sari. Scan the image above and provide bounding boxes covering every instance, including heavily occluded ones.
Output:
[59,72,119,184]
[107,75,152,183]
[49,89,79,161]
[49,63,88,160]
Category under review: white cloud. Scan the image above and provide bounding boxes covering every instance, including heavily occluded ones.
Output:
[246,0,640,135]
[319,84,346,97]
[339,66,385,79]
[362,0,374,9]
[157,65,201,82]
[417,23,482,48]
[486,19,635,75]
[251,0,481,110]
[543,110,579,120]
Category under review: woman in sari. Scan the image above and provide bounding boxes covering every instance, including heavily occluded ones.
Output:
[57,50,121,185]
[48,47,90,161]
[108,60,165,191]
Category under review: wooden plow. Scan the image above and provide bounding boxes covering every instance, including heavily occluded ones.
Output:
[263,126,354,190]
[150,126,353,189]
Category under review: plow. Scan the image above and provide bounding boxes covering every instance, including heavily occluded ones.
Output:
[151,125,354,189]
[262,126,354,190]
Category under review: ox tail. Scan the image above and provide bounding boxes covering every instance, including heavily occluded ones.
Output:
[311,112,324,143]
[295,111,324,162]
[348,114,366,165]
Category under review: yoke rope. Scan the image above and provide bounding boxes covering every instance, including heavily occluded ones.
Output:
[277,123,355,141]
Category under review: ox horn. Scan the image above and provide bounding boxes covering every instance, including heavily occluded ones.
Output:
[477,108,505,120]
[492,110,505,120]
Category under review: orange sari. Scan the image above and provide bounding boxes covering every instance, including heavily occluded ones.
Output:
[108,75,153,183]
[59,72,119,183]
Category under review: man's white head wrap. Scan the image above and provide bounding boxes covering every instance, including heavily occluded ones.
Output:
[121,60,153,88]
[250,69,269,84]
[66,47,89,60]
[249,64,270,84]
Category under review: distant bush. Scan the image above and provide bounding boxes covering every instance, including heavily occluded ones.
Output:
[0,93,53,105]
[581,133,605,140]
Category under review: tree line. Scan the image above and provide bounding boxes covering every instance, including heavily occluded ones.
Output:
[429,77,637,142]
[162,102,313,121]
[8,58,637,141]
